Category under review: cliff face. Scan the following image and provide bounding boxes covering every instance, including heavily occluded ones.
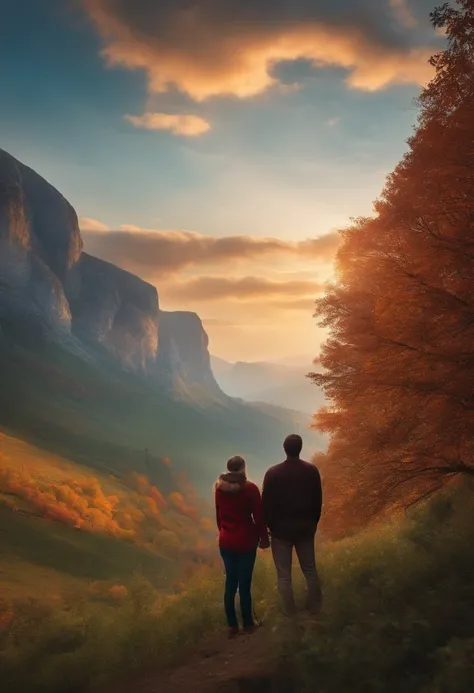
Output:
[0,149,218,393]
[155,311,220,393]
[65,253,160,373]
[0,150,80,339]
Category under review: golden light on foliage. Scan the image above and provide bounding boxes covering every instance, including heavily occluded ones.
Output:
[168,492,199,521]
[108,584,128,601]
[0,466,214,558]
[199,518,214,532]
[310,1,474,535]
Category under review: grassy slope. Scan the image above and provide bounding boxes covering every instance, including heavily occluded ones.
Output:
[0,327,323,493]
[0,431,176,601]
[279,487,474,693]
[0,506,174,597]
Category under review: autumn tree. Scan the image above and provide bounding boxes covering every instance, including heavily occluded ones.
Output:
[310,1,474,529]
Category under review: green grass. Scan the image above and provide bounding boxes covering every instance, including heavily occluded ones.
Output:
[0,505,175,595]
[276,487,474,693]
[0,428,217,606]
[2,488,474,693]
[0,565,228,693]
[0,429,186,601]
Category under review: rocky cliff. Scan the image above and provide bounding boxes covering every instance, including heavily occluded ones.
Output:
[65,252,160,373]
[0,150,81,340]
[156,311,219,393]
[0,149,219,393]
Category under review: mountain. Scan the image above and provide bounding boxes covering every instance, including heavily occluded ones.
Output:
[211,356,326,415]
[275,354,317,367]
[0,149,220,396]
[208,354,234,377]
[0,149,325,493]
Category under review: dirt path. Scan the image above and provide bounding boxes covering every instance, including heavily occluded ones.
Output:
[106,626,279,693]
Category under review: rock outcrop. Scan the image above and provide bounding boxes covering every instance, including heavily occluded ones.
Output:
[65,253,160,373]
[0,149,81,339]
[0,149,219,393]
[155,311,220,393]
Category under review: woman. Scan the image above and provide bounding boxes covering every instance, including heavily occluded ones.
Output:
[215,455,270,638]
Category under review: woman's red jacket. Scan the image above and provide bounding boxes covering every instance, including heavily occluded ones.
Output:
[215,475,268,554]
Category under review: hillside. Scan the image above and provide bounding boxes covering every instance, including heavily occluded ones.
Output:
[3,486,474,693]
[0,324,323,492]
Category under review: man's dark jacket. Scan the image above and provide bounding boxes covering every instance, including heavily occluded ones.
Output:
[262,459,322,542]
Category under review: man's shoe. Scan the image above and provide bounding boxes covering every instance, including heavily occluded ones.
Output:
[243,625,258,635]
[228,626,240,639]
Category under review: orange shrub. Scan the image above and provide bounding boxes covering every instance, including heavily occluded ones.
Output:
[108,584,128,601]
[168,492,198,521]
[0,467,214,559]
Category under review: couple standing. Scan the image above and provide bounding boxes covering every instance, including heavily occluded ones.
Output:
[215,433,323,637]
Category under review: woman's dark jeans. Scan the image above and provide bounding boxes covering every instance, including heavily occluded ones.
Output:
[220,548,257,628]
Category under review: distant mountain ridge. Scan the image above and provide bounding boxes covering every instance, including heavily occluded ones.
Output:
[211,356,326,415]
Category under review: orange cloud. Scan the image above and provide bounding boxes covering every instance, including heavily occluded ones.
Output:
[83,1,435,101]
[79,217,109,232]
[82,226,341,278]
[273,297,319,312]
[125,112,211,136]
[165,276,324,302]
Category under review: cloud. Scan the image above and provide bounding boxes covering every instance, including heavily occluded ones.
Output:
[273,297,319,312]
[389,0,417,28]
[165,275,324,302]
[125,112,211,136]
[326,117,341,128]
[83,0,436,101]
[82,226,341,278]
[78,217,109,232]
[295,234,342,259]
[202,318,242,328]
[119,224,142,231]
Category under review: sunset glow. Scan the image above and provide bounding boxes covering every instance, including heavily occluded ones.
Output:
[1,0,444,361]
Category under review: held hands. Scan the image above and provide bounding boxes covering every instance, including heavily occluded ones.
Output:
[259,537,271,550]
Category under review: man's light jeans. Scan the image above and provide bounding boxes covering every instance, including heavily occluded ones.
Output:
[271,536,322,615]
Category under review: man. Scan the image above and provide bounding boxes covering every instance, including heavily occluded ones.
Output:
[262,434,322,616]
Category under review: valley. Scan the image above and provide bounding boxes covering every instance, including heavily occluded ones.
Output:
[0,148,325,615]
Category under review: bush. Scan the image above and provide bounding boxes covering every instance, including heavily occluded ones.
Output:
[0,566,240,693]
[285,489,474,693]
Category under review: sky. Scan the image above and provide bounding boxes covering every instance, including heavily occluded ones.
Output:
[1,0,445,362]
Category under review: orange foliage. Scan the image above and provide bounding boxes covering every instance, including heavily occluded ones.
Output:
[310,2,474,533]
[0,601,14,633]
[168,492,198,521]
[199,518,214,532]
[108,584,128,601]
[0,466,214,558]
[149,485,167,510]
[0,468,131,538]
[132,473,149,496]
